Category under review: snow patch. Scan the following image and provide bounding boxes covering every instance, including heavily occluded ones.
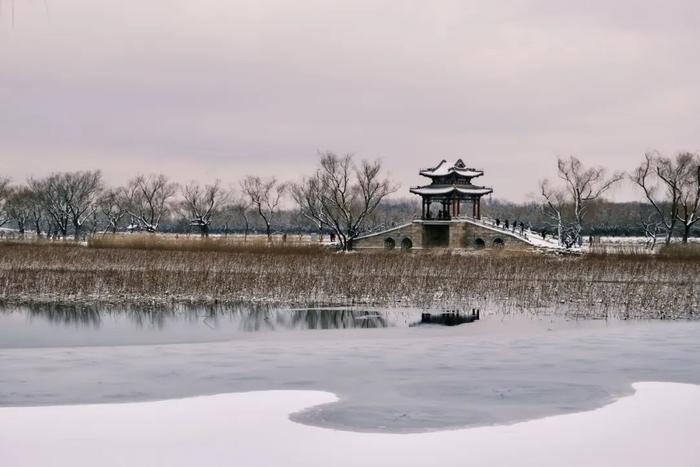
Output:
[1,382,699,467]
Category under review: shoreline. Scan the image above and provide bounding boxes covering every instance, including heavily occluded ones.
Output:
[1,295,697,321]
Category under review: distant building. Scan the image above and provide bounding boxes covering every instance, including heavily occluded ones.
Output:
[352,159,530,251]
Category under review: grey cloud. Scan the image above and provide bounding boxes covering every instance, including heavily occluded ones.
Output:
[1,0,699,200]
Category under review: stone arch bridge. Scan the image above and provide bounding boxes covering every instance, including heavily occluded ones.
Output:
[352,159,556,251]
[352,217,535,251]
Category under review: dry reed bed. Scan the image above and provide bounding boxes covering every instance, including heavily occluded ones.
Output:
[0,241,698,319]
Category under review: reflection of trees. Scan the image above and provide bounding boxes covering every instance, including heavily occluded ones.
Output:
[122,308,174,330]
[167,303,390,331]
[223,307,388,331]
[0,302,390,331]
[287,309,388,329]
[23,303,102,329]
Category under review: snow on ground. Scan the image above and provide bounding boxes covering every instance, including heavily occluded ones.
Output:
[1,382,698,467]
[597,236,700,244]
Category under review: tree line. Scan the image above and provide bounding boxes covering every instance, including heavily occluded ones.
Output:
[538,152,699,247]
[1,151,698,248]
[0,152,396,250]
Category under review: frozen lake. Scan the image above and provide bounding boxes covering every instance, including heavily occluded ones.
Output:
[1,303,700,433]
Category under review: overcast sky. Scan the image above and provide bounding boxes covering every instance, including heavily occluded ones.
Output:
[1,0,699,201]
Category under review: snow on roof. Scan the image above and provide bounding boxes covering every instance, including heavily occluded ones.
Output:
[409,186,493,196]
[419,159,484,178]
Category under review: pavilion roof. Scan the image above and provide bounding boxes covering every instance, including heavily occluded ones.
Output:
[419,159,484,178]
[409,186,493,196]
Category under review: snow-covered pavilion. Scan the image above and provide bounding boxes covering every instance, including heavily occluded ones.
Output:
[410,159,493,220]
[352,159,539,251]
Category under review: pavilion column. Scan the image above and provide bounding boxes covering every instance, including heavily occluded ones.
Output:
[421,198,426,219]
[477,198,481,220]
[472,199,477,218]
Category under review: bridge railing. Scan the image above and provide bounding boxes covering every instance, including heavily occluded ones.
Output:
[468,216,562,247]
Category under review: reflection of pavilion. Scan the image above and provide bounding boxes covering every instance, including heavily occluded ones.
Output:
[410,159,493,220]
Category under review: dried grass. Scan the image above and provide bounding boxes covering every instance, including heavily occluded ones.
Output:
[87,234,326,255]
[657,243,700,260]
[0,241,698,319]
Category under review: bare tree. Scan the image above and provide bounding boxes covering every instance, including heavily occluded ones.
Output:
[676,153,700,243]
[639,211,662,250]
[64,171,103,240]
[240,176,286,241]
[539,180,567,245]
[98,187,130,234]
[30,175,70,238]
[27,189,44,237]
[632,152,680,245]
[227,195,252,240]
[291,152,397,251]
[180,180,226,237]
[0,177,10,228]
[127,174,178,233]
[632,152,700,244]
[5,186,35,236]
[556,156,623,246]
[4,181,44,236]
[27,172,103,240]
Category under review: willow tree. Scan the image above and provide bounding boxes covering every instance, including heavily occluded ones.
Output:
[633,152,700,244]
[676,156,700,243]
[98,187,130,234]
[556,157,623,246]
[0,177,10,228]
[291,152,397,251]
[240,176,286,241]
[6,186,34,236]
[226,196,252,240]
[539,179,567,245]
[180,180,227,237]
[29,171,103,239]
[64,171,104,240]
[126,174,178,233]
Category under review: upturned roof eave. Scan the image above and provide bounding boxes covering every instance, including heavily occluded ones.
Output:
[418,159,484,178]
[409,186,493,196]
[418,169,484,179]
